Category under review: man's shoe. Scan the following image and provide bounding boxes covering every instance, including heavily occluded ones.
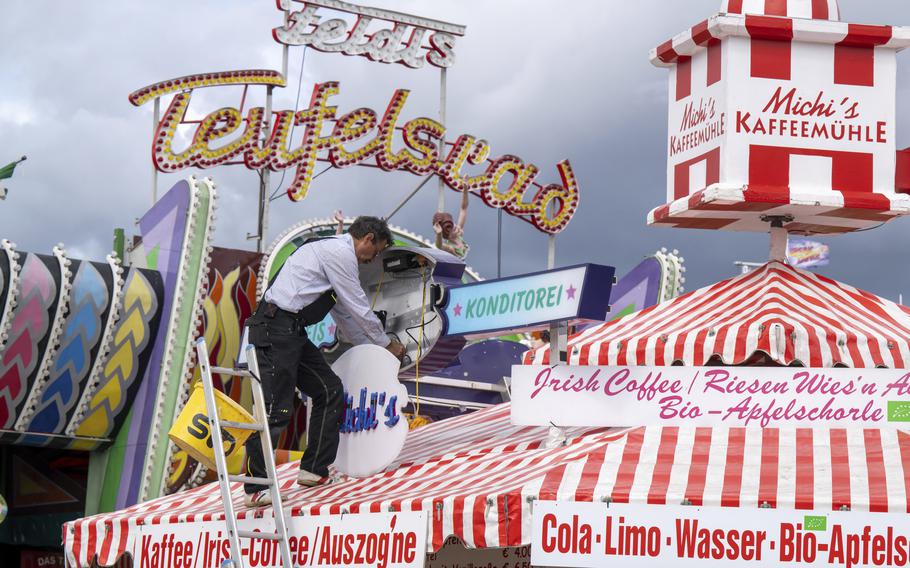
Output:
[243,490,273,508]
[297,469,325,487]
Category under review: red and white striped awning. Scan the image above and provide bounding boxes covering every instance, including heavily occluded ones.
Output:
[525,261,910,368]
[720,0,840,21]
[64,403,910,567]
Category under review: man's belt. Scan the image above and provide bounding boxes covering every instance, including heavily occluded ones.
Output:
[259,288,336,327]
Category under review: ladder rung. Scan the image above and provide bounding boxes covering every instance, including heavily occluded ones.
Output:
[211,366,253,377]
[229,475,274,485]
[220,420,264,431]
[238,530,281,541]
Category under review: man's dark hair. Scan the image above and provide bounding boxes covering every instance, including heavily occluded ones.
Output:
[348,216,393,245]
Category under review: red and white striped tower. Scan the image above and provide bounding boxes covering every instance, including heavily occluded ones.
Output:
[649,0,910,236]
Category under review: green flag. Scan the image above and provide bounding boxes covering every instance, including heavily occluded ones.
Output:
[0,156,26,181]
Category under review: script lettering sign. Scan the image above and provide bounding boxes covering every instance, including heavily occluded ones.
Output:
[512,365,910,428]
[133,77,579,234]
[273,0,464,69]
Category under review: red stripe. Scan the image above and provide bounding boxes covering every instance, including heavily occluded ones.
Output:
[727,0,744,14]
[899,431,910,513]
[472,497,488,548]
[691,20,714,46]
[684,428,713,506]
[72,523,82,566]
[86,521,98,565]
[574,445,610,502]
[500,492,523,547]
[432,497,445,550]
[99,519,114,561]
[835,25,892,87]
[452,495,466,539]
[676,57,692,101]
[749,145,874,196]
[764,0,788,16]
[758,429,780,507]
[538,463,568,501]
[795,429,815,509]
[674,148,721,200]
[829,429,852,510]
[611,429,645,503]
[721,429,746,507]
[863,430,888,512]
[897,147,910,194]
[656,40,679,64]
[647,427,679,504]
[746,16,793,80]
[707,41,722,86]
[812,0,830,18]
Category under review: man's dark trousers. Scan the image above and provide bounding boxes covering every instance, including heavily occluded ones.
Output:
[243,310,344,495]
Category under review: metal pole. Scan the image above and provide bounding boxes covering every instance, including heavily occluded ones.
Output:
[547,234,556,269]
[547,213,560,364]
[437,67,447,213]
[257,86,274,253]
[152,97,160,205]
[386,175,434,221]
[282,7,290,78]
[497,208,503,278]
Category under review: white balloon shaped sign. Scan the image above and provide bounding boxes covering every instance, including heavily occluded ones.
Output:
[331,345,408,477]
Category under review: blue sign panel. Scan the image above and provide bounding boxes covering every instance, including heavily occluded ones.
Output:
[441,263,615,338]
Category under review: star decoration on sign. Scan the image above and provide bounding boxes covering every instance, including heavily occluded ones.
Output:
[453,303,463,317]
[566,284,577,300]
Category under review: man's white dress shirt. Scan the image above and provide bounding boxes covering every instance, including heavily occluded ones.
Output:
[263,234,389,347]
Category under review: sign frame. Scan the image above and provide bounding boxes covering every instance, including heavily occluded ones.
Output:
[440,263,615,339]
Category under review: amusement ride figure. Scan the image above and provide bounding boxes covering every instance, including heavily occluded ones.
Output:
[242,216,406,507]
[432,188,470,259]
[333,209,344,235]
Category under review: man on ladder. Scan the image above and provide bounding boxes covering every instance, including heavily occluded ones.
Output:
[243,216,406,507]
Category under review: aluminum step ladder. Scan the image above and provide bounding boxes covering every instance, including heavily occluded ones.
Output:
[195,338,294,568]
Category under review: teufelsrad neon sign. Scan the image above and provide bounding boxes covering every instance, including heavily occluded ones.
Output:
[136,78,579,234]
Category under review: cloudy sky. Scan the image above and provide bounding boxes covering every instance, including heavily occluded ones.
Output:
[2,0,910,300]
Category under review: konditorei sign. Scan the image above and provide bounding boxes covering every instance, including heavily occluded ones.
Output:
[512,365,910,428]
[532,501,910,567]
[440,264,615,339]
[273,0,465,69]
[134,511,427,568]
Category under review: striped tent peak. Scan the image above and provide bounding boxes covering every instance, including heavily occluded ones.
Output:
[721,0,840,21]
[525,261,910,368]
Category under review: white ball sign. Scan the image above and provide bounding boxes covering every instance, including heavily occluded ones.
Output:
[331,345,408,477]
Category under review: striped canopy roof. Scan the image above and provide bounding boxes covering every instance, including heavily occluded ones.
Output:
[525,261,910,368]
[65,403,910,567]
[720,0,840,21]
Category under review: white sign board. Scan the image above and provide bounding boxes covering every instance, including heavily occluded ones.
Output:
[532,501,910,567]
[134,511,427,568]
[512,365,910,428]
[332,345,408,477]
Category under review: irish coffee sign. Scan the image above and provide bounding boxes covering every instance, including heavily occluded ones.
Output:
[512,365,910,428]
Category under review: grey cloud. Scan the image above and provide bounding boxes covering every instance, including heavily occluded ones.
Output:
[1,0,909,302]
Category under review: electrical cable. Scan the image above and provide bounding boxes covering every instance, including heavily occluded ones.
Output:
[268,46,308,202]
[269,164,332,202]
[414,267,427,418]
[371,268,385,310]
